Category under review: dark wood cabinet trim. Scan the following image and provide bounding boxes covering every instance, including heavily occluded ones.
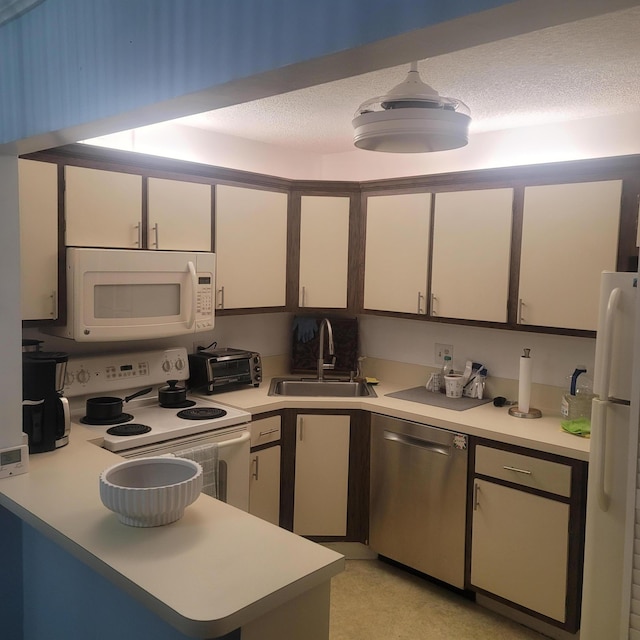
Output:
[279,408,369,542]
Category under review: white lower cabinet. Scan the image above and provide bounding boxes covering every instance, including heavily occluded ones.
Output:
[249,446,281,526]
[293,414,350,536]
[470,479,569,622]
[469,443,586,632]
[249,416,281,526]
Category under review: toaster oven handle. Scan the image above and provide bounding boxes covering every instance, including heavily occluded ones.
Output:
[187,261,197,329]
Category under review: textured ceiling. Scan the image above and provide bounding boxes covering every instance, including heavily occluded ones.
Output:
[175,7,640,155]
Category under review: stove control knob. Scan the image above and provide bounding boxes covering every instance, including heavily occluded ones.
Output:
[77,368,90,385]
[162,360,172,372]
[175,357,186,371]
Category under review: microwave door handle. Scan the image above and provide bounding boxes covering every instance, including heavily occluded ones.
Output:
[187,261,197,329]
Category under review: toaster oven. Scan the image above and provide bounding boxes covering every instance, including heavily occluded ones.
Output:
[188,348,262,394]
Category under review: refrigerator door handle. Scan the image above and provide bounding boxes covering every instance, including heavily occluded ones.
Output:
[592,397,611,512]
[596,287,622,400]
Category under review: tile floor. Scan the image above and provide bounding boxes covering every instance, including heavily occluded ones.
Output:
[327,546,547,640]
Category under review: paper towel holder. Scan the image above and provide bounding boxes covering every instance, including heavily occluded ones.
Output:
[508,406,542,418]
[509,348,542,419]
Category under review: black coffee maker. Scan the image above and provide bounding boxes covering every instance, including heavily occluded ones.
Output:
[22,349,70,453]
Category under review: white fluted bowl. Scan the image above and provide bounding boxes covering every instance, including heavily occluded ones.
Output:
[99,457,203,527]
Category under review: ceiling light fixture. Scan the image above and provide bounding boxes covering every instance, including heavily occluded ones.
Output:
[352,62,471,153]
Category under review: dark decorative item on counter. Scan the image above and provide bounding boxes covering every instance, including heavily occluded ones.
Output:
[291,315,359,374]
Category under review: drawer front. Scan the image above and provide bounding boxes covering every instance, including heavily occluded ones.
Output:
[250,416,281,447]
[475,445,572,497]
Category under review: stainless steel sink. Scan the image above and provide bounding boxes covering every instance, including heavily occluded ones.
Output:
[268,377,377,398]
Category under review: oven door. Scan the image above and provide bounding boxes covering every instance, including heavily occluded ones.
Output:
[120,426,250,511]
[64,248,215,341]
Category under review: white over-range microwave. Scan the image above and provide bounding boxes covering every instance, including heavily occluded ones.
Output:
[46,248,215,342]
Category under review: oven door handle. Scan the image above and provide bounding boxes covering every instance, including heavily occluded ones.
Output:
[218,431,250,450]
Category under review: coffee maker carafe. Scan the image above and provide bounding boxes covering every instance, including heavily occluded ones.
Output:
[22,351,70,453]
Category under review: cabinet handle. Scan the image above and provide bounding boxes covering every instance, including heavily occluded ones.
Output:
[298,417,304,442]
[134,222,142,247]
[417,291,425,314]
[429,293,436,316]
[517,298,525,324]
[251,455,259,480]
[301,286,306,308]
[473,482,480,511]
[503,465,532,475]
[50,289,57,318]
[217,286,225,310]
[151,223,159,248]
[259,428,279,438]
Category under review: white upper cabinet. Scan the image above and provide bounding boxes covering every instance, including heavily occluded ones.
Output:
[518,180,621,331]
[299,195,350,309]
[147,178,211,251]
[19,159,59,320]
[215,184,288,309]
[364,192,432,314]
[431,189,513,322]
[64,165,142,248]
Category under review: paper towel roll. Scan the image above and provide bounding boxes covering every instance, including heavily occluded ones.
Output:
[518,350,532,414]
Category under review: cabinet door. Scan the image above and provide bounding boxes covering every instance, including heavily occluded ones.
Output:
[215,184,288,309]
[293,414,350,536]
[19,159,59,320]
[518,180,621,330]
[299,195,349,309]
[470,479,570,622]
[147,177,211,251]
[431,189,513,322]
[364,193,431,314]
[64,166,143,248]
[249,445,281,526]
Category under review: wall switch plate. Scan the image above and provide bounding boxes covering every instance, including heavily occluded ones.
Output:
[435,343,453,365]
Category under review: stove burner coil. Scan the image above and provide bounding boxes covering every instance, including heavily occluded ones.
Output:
[81,413,134,426]
[106,423,152,437]
[177,407,227,420]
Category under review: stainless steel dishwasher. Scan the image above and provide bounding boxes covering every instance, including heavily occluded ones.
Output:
[369,414,468,588]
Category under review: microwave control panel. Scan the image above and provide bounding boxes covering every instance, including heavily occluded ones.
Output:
[195,274,214,330]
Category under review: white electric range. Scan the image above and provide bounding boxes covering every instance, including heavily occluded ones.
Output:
[66,348,252,509]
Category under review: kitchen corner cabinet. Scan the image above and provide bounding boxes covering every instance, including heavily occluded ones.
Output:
[293,414,350,537]
[249,416,282,527]
[518,180,621,331]
[431,189,513,322]
[364,192,432,314]
[215,184,288,310]
[298,195,350,309]
[468,441,587,632]
[19,159,59,320]
[64,165,143,248]
[147,178,211,251]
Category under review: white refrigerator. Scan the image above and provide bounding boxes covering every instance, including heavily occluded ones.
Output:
[581,271,639,639]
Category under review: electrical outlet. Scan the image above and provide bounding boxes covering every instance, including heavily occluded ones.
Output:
[435,343,453,365]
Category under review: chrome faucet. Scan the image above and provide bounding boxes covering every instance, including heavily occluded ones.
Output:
[317,318,336,381]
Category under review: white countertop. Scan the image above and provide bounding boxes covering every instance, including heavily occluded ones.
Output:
[206,377,590,462]
[0,372,588,638]
[0,419,344,638]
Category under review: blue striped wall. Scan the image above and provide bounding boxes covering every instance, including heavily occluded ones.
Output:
[0,0,510,144]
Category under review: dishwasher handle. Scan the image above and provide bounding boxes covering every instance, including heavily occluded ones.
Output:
[383,429,450,455]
